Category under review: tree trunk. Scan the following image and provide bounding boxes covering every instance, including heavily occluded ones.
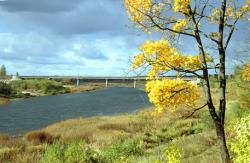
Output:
[215,120,231,163]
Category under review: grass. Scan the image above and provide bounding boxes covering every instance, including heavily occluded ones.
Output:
[66,83,106,93]
[0,97,10,104]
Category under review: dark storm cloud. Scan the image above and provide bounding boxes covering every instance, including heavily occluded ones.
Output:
[0,0,149,75]
[0,0,130,35]
[0,0,81,13]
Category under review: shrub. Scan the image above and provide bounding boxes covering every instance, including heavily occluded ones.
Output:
[102,139,144,162]
[230,113,250,163]
[63,140,86,163]
[42,139,102,163]
[0,82,12,96]
[42,142,64,163]
[153,144,181,163]
[165,144,181,163]
[25,131,54,144]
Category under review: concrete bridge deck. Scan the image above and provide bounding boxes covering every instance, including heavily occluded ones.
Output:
[19,76,198,88]
[20,75,196,80]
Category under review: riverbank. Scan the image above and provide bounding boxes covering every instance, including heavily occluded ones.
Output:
[0,97,10,104]
[0,109,216,162]
[0,82,107,105]
[0,105,246,163]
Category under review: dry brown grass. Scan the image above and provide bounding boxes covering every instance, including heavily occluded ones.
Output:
[39,109,176,148]
[0,134,25,149]
[0,97,10,104]
[67,83,105,93]
[0,134,45,163]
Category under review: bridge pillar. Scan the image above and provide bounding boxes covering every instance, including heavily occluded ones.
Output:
[133,79,136,88]
[76,79,79,86]
[105,79,108,88]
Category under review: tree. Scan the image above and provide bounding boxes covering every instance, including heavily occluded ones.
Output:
[0,65,7,77]
[16,72,19,77]
[0,82,12,95]
[124,0,250,162]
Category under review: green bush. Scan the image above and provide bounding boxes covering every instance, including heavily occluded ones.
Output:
[153,144,181,163]
[42,139,102,163]
[230,113,250,163]
[164,144,181,163]
[102,139,144,162]
[0,82,12,96]
[42,142,64,163]
[63,140,87,163]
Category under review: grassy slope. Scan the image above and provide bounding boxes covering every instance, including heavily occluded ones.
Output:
[0,109,222,163]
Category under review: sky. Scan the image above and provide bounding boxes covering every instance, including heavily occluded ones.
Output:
[0,0,248,76]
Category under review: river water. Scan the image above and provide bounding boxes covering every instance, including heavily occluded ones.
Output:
[0,87,151,135]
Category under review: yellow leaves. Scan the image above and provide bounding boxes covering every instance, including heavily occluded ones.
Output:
[237,0,250,19]
[131,39,211,79]
[242,62,250,82]
[173,19,189,32]
[210,9,220,23]
[226,7,234,17]
[140,39,171,57]
[124,0,152,22]
[130,39,209,114]
[131,53,145,69]
[173,0,191,14]
[210,32,219,39]
[210,1,250,22]
[146,78,199,111]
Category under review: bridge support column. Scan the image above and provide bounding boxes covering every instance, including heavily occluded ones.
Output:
[105,79,108,88]
[133,79,136,88]
[76,79,79,86]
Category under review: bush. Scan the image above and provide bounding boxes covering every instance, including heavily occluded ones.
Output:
[230,113,250,163]
[0,82,12,96]
[42,139,102,163]
[25,131,54,144]
[164,144,181,163]
[102,139,144,162]
[153,144,181,163]
[42,142,64,163]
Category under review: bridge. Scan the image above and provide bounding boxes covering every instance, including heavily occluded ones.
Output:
[19,76,198,88]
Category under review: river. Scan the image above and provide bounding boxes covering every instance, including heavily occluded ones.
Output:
[0,87,151,135]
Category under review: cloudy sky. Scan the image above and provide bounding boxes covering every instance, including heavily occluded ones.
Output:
[0,0,248,76]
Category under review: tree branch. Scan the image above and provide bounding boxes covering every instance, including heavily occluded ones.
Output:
[224,18,239,51]
[184,103,208,119]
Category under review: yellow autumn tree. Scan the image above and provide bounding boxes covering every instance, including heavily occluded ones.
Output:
[124,0,250,163]
[242,61,250,82]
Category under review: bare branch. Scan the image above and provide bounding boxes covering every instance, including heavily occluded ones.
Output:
[184,103,208,119]
[224,18,239,51]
